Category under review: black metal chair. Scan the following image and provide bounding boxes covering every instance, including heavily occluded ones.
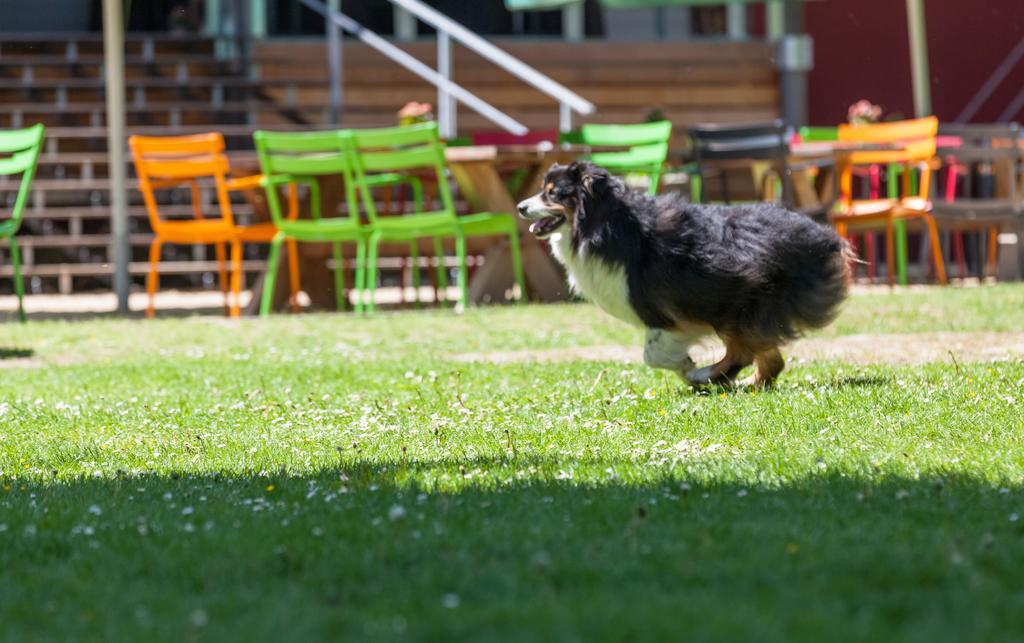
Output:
[687,120,834,220]
[934,123,1022,279]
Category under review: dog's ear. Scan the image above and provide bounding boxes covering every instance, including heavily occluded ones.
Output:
[567,161,610,196]
[581,165,610,197]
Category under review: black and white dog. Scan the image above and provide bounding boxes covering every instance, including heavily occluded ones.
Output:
[517,161,851,388]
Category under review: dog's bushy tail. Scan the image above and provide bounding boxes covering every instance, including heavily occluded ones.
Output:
[790,235,853,331]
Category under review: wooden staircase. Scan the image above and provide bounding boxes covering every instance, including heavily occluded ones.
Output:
[254,39,780,139]
[0,33,319,296]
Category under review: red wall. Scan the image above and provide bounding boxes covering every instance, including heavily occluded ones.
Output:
[805,0,1024,125]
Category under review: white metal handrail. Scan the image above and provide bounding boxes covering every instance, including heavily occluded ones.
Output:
[296,0,595,137]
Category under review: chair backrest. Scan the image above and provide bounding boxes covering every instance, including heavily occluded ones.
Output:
[0,124,45,233]
[129,132,235,229]
[936,122,1021,210]
[350,122,455,224]
[581,121,672,194]
[688,120,791,205]
[836,117,938,203]
[253,129,359,224]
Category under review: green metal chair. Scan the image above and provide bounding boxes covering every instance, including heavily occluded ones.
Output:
[254,129,369,316]
[350,122,526,312]
[0,124,45,322]
[579,120,673,195]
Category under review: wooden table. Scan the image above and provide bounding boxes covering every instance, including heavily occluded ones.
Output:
[445,144,582,303]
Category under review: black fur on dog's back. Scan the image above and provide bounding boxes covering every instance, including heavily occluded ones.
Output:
[564,163,850,346]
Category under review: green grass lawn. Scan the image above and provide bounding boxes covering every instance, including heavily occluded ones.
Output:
[2,286,1024,642]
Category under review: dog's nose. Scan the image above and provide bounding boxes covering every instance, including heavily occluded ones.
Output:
[517,202,530,217]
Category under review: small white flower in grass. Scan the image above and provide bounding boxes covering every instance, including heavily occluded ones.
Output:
[0,524,6,532]
[442,593,460,609]
[163,492,173,501]
[311,526,324,536]
[1011,513,1020,522]
[388,505,407,522]
[895,490,911,500]
[736,489,748,498]
[999,488,1010,495]
[189,609,208,628]
[182,506,194,516]
[183,522,195,533]
[24,524,37,536]
[88,504,102,516]
[643,388,657,400]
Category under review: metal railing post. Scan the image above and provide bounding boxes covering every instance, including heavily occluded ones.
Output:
[327,0,343,125]
[559,103,572,134]
[437,31,455,138]
[103,0,129,314]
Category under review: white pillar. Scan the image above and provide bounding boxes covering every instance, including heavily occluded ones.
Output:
[726,2,747,40]
[103,0,129,313]
[562,3,584,42]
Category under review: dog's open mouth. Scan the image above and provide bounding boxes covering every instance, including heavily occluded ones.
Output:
[528,215,565,238]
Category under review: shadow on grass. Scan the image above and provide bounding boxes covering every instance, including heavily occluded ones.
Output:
[2,459,1022,642]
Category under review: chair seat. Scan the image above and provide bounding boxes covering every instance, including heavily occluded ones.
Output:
[372,212,458,238]
[833,197,931,221]
[154,219,236,243]
[931,200,1018,223]
[236,222,279,242]
[456,212,517,237]
[275,218,363,242]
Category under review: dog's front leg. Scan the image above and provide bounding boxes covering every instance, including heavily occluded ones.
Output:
[643,328,699,381]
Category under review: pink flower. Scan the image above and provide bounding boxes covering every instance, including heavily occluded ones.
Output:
[847,99,883,125]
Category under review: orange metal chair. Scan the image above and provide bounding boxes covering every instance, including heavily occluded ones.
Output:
[130,133,297,317]
[831,117,947,286]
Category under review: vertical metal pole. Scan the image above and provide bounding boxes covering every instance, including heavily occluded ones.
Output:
[251,0,267,39]
[559,103,572,134]
[204,0,221,36]
[906,0,932,117]
[327,0,343,125]
[726,2,747,40]
[437,31,455,138]
[779,0,809,127]
[562,2,584,42]
[766,0,785,40]
[394,5,417,41]
[103,0,129,313]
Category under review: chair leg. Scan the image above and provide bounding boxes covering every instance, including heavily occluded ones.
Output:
[332,241,346,312]
[953,231,967,278]
[353,238,367,315]
[366,233,381,313]
[885,218,896,288]
[229,240,243,317]
[864,233,877,281]
[286,238,301,313]
[8,238,26,323]
[215,242,229,315]
[923,215,948,285]
[895,221,909,286]
[147,239,163,319]
[987,227,999,279]
[261,233,285,317]
[508,228,526,303]
[455,233,469,311]
[409,240,422,307]
[433,237,448,303]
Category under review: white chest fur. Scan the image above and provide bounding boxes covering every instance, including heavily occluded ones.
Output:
[549,231,644,327]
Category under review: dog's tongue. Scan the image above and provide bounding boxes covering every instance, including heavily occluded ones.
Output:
[529,220,544,234]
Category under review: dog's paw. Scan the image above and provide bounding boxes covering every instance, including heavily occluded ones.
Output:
[685,365,713,386]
